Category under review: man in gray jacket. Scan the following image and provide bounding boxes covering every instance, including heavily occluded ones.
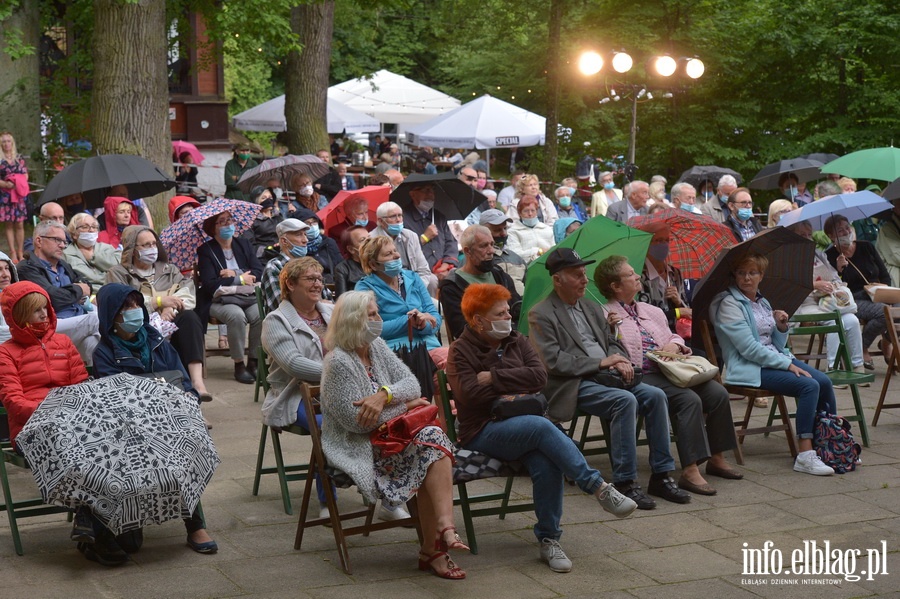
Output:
[528,248,690,509]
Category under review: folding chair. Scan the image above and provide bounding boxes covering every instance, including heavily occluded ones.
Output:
[252,418,312,515]
[700,321,797,464]
[873,305,900,426]
[435,370,533,555]
[773,311,873,446]
[293,383,423,574]
[253,286,270,403]
[0,408,70,555]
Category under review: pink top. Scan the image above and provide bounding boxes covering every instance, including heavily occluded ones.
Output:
[604,300,688,364]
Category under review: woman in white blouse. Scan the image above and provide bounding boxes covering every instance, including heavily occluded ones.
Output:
[507,196,555,263]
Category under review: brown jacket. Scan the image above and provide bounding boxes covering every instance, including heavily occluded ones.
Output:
[446,326,548,446]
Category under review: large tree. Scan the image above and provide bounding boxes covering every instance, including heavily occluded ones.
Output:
[91,0,170,223]
[285,1,334,156]
[0,2,42,173]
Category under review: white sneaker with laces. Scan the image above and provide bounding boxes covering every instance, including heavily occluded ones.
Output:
[540,538,572,573]
[596,483,637,518]
[793,450,834,476]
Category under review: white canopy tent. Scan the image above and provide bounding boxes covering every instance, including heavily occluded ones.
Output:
[327,69,461,132]
[231,96,380,134]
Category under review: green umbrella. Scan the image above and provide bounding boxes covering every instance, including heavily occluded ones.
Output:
[820,147,900,181]
[517,216,653,335]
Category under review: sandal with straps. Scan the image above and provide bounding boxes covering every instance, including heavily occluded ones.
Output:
[436,526,469,552]
[418,551,466,580]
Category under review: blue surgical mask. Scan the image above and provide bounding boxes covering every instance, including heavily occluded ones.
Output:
[289,244,308,258]
[737,207,754,221]
[382,258,403,277]
[306,224,320,240]
[719,194,729,205]
[522,217,539,228]
[559,196,571,208]
[568,186,578,197]
[218,224,235,240]
[786,185,798,198]
[355,218,369,227]
[386,223,404,237]
[680,203,696,213]
[118,308,144,334]
[603,182,615,190]
[703,191,714,201]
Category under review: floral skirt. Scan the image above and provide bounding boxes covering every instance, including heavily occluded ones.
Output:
[0,195,27,222]
[373,425,451,507]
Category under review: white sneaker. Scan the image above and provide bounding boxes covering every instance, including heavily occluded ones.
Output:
[793,450,834,476]
[377,503,411,522]
[540,538,572,573]
[596,483,637,518]
[319,504,330,519]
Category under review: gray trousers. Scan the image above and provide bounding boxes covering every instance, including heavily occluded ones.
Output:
[209,302,261,362]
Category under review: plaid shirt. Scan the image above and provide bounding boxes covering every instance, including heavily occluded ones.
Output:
[261,253,289,315]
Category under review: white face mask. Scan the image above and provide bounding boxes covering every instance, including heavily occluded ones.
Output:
[138,247,158,264]
[418,199,435,212]
[78,232,98,248]
[481,317,512,339]
[363,319,383,344]
[299,185,314,197]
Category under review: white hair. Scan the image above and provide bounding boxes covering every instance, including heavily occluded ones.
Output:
[376,201,402,219]
[554,186,571,199]
[459,224,491,249]
[718,174,737,188]
[325,290,377,351]
[670,182,694,202]
[624,180,647,199]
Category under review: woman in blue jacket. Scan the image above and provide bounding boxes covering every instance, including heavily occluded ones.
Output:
[93,283,218,555]
[354,235,447,368]
[709,253,837,477]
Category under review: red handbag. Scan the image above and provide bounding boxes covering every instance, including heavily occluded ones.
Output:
[370,404,450,459]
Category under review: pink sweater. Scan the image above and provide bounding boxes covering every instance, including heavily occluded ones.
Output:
[604,300,688,364]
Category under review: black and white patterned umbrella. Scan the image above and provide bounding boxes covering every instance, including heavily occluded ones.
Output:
[16,373,219,535]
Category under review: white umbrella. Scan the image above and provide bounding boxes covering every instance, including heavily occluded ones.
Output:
[232,96,380,134]
[406,94,546,150]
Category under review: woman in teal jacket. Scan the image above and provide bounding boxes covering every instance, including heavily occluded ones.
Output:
[709,253,838,477]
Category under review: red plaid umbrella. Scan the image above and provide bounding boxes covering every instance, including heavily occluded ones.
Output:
[628,208,735,279]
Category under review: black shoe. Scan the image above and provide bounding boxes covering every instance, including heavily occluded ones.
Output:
[115,528,144,554]
[648,475,692,504]
[616,481,656,510]
[246,358,258,378]
[234,362,254,384]
[71,506,95,544]
[77,535,129,567]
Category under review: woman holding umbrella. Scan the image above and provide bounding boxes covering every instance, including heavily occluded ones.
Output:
[320,290,466,579]
[197,209,264,384]
[710,253,838,476]
[93,283,217,559]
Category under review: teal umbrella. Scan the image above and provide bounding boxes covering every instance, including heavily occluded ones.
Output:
[517,215,653,335]
[821,147,900,181]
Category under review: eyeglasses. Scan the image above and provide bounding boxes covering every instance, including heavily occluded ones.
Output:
[381,213,403,222]
[735,270,761,279]
[732,200,753,207]
[40,236,68,247]
[298,276,324,284]
[76,224,99,232]
[462,175,477,182]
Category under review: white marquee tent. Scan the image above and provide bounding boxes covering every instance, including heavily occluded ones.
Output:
[231,96,380,134]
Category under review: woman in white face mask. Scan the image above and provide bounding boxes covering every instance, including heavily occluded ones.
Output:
[64,213,121,287]
[106,225,213,401]
[319,290,466,579]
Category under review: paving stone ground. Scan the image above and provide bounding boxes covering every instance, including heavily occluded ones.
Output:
[1,341,898,598]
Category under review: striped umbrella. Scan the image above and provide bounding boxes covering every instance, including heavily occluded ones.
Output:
[628,208,736,279]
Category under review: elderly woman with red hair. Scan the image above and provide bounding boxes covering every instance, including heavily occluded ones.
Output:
[446,283,636,573]
[506,196,555,264]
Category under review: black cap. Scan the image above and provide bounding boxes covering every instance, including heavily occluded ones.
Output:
[545,247,596,275]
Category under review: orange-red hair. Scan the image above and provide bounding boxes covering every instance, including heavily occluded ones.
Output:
[461,283,511,328]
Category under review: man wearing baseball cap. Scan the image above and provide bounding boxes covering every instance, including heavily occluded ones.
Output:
[479,209,527,294]
[529,247,688,512]
[260,218,310,314]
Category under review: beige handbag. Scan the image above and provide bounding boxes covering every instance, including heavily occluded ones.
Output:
[646,350,719,388]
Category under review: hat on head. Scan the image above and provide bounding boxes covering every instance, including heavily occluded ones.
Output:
[479,209,512,226]
[545,247,596,275]
[276,218,309,237]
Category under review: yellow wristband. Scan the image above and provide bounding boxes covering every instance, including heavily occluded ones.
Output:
[380,385,393,405]
[675,308,681,319]
[157,296,163,308]
[421,234,429,243]
[239,275,244,285]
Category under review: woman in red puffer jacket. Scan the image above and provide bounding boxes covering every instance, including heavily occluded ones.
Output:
[0,281,88,448]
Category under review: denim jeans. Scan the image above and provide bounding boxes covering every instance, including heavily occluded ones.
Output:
[759,358,836,439]
[465,415,604,542]
[576,380,675,483]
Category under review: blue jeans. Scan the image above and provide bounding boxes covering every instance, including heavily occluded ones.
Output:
[577,380,675,483]
[465,415,604,542]
[297,404,331,504]
[759,358,836,439]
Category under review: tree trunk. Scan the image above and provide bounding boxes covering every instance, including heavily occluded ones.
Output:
[0,4,42,181]
[91,0,171,227]
[542,0,563,181]
[285,1,334,158]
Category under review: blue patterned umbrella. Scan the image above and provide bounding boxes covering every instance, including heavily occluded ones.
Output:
[16,373,219,535]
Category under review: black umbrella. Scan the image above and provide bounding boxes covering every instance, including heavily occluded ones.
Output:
[882,177,900,202]
[749,158,824,190]
[393,318,436,399]
[390,172,486,221]
[677,165,743,188]
[799,153,840,165]
[690,227,815,340]
[39,154,175,209]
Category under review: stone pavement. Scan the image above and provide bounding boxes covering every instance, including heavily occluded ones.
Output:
[1,353,898,599]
